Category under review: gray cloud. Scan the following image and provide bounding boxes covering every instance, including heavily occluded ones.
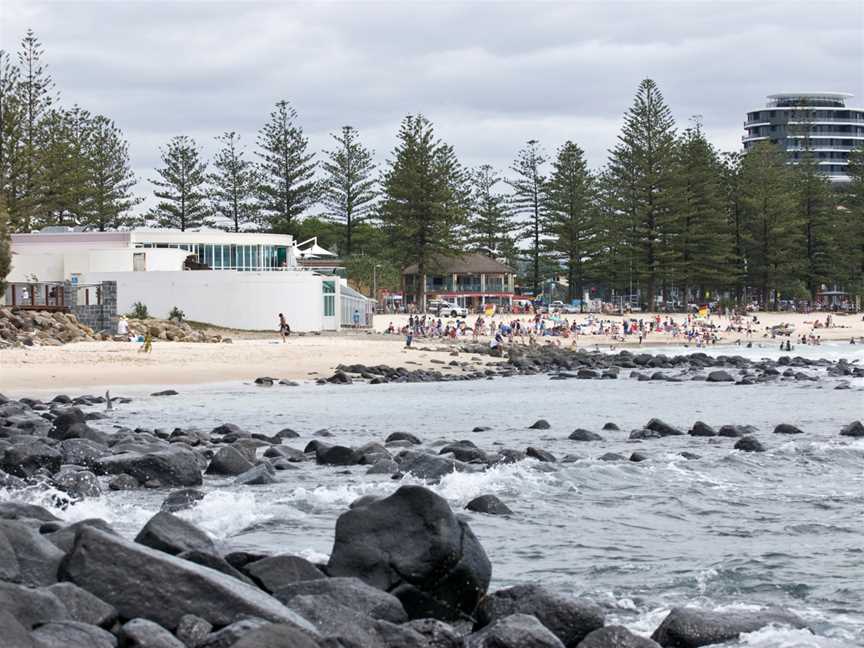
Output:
[2,0,862,210]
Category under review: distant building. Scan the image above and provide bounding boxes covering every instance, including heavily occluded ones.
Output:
[5,228,372,331]
[743,92,864,182]
[402,253,516,310]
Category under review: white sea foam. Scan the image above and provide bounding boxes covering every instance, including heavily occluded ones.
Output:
[738,625,851,647]
[177,490,272,540]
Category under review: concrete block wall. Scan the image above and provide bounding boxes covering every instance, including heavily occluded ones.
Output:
[64,281,117,332]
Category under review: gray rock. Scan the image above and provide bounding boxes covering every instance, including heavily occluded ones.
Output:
[176,550,255,585]
[734,436,765,453]
[175,614,212,648]
[0,581,69,629]
[598,452,626,462]
[385,432,421,445]
[568,429,603,442]
[465,494,513,515]
[198,618,270,648]
[0,519,64,586]
[2,441,61,477]
[529,419,551,430]
[717,425,746,438]
[108,473,140,490]
[398,451,470,482]
[0,610,34,648]
[61,526,318,632]
[134,511,216,556]
[579,625,661,648]
[244,555,326,593]
[840,420,864,437]
[234,463,278,486]
[96,448,202,487]
[629,429,662,440]
[273,576,407,623]
[650,606,808,648]
[326,485,491,621]
[227,623,321,648]
[59,438,110,468]
[527,447,556,462]
[475,583,604,647]
[645,419,684,436]
[205,446,254,476]
[46,582,117,628]
[773,423,804,435]
[366,459,399,474]
[161,489,205,513]
[315,444,356,466]
[464,613,565,648]
[31,621,117,648]
[403,618,462,648]
[54,469,102,499]
[688,421,716,437]
[45,518,118,554]
[706,370,734,382]
[0,502,59,523]
[121,618,186,648]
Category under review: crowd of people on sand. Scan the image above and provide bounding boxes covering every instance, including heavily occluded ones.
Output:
[382,310,864,351]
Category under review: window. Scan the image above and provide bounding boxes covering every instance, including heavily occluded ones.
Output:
[323,280,336,317]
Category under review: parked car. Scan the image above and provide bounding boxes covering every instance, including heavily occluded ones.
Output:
[437,301,468,318]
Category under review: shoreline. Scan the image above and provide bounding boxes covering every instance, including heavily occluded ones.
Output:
[1,311,862,391]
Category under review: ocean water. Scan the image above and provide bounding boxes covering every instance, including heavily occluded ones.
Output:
[5,343,864,646]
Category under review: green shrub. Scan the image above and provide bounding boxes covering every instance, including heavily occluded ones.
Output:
[128,302,149,319]
[168,306,185,323]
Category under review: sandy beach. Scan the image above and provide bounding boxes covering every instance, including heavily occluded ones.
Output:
[1,311,862,391]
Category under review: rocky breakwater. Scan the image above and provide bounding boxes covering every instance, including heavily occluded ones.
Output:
[0,308,97,348]
[124,318,228,344]
[0,481,817,647]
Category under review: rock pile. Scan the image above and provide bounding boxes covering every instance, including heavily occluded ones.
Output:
[124,318,227,344]
[0,308,97,348]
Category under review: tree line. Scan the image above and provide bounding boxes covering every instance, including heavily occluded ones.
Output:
[1,30,863,309]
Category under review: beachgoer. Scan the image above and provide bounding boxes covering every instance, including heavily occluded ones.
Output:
[278,313,290,342]
[117,316,129,338]
[139,331,153,353]
[353,309,361,327]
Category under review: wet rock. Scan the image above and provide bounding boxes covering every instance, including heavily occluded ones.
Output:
[151,390,179,397]
[46,582,117,628]
[774,423,804,435]
[326,485,491,621]
[529,419,551,430]
[650,606,807,648]
[62,526,316,631]
[475,583,604,647]
[54,469,102,499]
[367,458,399,474]
[161,488,206,513]
[197,617,270,648]
[205,446,254,476]
[0,610,33,648]
[234,463,278,486]
[840,421,864,437]
[527,446,556,462]
[244,555,326,593]
[59,439,110,468]
[398,451,469,482]
[175,614,212,648]
[599,452,626,462]
[315,444,356,466]
[679,451,701,460]
[645,418,684,436]
[578,625,661,648]
[0,469,25,489]
[569,429,603,442]
[134,511,216,556]
[0,581,70,629]
[121,618,185,647]
[31,620,117,648]
[274,576,408,623]
[96,448,202,487]
[688,421,716,437]
[49,407,86,438]
[108,473,140,490]
[385,432,421,445]
[706,370,734,382]
[629,452,649,462]
[629,429,662,440]
[403,618,462,648]
[466,494,513,516]
[601,422,620,431]
[2,441,62,477]
[0,519,65,586]
[465,613,565,648]
[734,436,765,453]
[717,425,746,438]
[176,550,255,586]
[44,518,118,554]
[225,623,320,648]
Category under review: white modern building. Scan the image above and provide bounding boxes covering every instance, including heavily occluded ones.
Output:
[5,228,372,332]
[743,92,864,182]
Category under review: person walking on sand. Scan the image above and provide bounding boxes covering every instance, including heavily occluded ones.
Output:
[278,313,290,342]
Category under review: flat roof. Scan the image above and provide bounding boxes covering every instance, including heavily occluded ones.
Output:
[768,92,853,99]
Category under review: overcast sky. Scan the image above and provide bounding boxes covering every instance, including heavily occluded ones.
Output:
[3,0,863,206]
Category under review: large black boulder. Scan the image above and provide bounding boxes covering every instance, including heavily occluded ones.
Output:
[326,485,491,621]
[645,419,684,436]
[228,623,321,648]
[397,451,470,482]
[160,488,205,513]
[734,436,765,453]
[650,606,807,647]
[475,583,604,647]
[61,526,317,632]
[46,582,117,628]
[529,419,551,430]
[205,446,254,476]
[464,613,565,648]
[244,555,325,593]
[120,618,185,648]
[315,444,356,466]
[134,511,216,556]
[773,423,804,435]
[274,576,408,623]
[841,420,864,437]
[706,370,734,383]
[95,448,202,486]
[0,519,65,586]
[2,441,62,477]
[31,620,117,648]
[568,429,603,442]
[688,421,716,437]
[0,581,69,629]
[578,625,660,647]
[466,495,513,516]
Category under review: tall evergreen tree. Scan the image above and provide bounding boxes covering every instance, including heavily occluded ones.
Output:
[509,140,547,295]
[15,29,54,232]
[544,141,598,307]
[738,141,800,307]
[0,49,23,226]
[83,115,141,230]
[594,169,634,303]
[209,131,258,232]
[607,78,678,310]
[256,100,317,235]
[840,148,864,299]
[671,126,732,304]
[0,196,10,294]
[379,114,468,309]
[793,151,835,300]
[320,125,377,255]
[468,164,515,254]
[38,105,92,227]
[720,152,748,303]
[150,135,208,231]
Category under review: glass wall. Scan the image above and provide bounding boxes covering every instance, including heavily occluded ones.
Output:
[323,280,336,317]
[136,242,292,271]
